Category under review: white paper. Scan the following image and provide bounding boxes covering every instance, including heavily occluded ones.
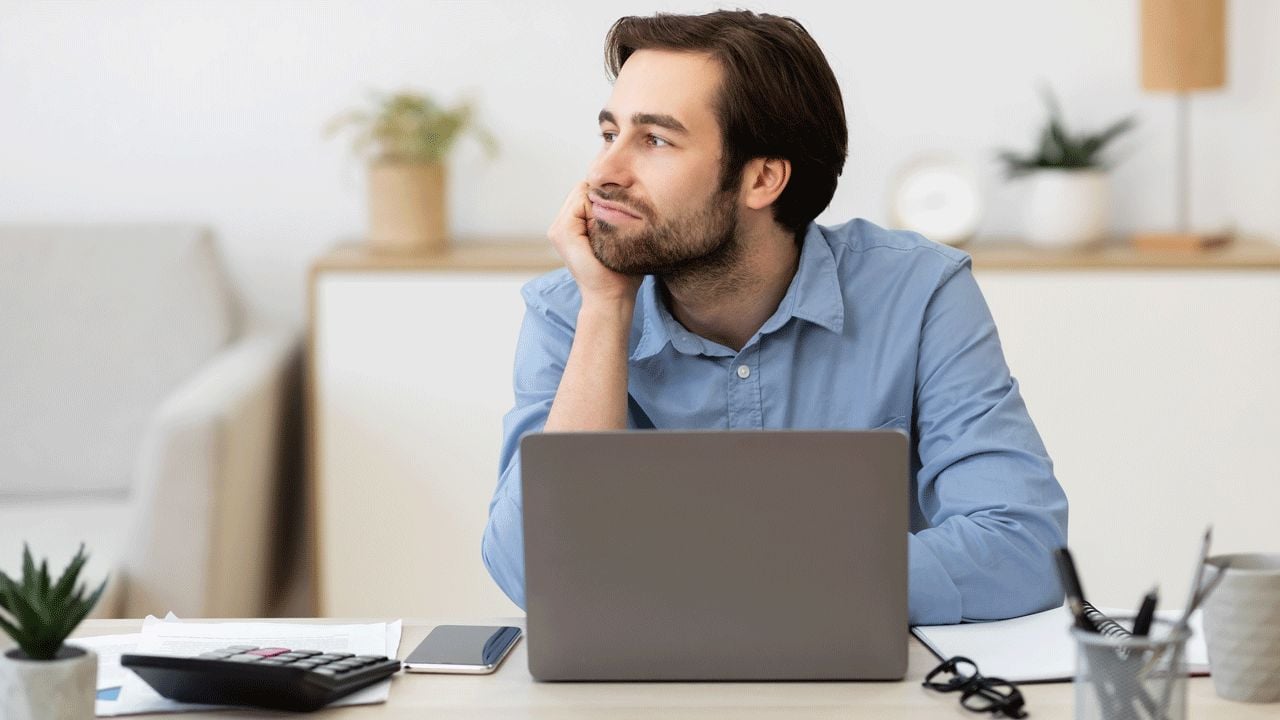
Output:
[66,633,141,690]
[96,618,402,716]
[911,605,1208,683]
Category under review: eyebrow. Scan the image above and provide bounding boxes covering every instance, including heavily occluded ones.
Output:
[598,109,689,135]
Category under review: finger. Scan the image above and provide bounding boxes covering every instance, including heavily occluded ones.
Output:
[555,187,579,222]
[552,182,580,220]
[573,184,592,222]
[549,184,585,238]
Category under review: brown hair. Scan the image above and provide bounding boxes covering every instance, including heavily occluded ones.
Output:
[604,10,848,239]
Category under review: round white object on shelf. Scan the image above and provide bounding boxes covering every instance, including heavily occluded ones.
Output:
[890,157,984,246]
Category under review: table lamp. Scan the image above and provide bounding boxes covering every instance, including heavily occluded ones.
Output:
[1133,0,1231,250]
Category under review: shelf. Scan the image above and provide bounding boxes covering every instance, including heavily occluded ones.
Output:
[965,238,1280,271]
[313,238,560,273]
[312,236,1280,274]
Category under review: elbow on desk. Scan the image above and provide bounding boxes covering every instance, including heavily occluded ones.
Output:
[481,496,528,611]
[1009,557,1067,618]
[968,529,1068,621]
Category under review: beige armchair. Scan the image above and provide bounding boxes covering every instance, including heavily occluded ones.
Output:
[0,224,301,618]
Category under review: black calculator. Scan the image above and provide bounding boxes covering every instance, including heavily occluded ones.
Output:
[121,645,403,712]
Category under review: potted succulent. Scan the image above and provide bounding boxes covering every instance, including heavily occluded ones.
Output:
[998,88,1135,249]
[0,544,106,720]
[326,90,497,255]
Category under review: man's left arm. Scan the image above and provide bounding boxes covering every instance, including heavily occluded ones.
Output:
[908,258,1068,625]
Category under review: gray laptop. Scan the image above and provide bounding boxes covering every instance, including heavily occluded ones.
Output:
[520,430,908,681]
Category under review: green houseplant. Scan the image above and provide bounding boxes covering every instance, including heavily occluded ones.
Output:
[326,91,497,254]
[997,88,1136,249]
[0,544,106,720]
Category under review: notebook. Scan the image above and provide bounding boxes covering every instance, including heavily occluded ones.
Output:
[910,605,1209,683]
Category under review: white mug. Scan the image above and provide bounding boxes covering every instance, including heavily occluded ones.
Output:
[1201,553,1280,703]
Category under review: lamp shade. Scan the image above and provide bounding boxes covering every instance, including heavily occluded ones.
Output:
[1141,0,1227,91]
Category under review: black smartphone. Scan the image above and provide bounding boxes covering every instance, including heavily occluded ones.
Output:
[401,625,522,674]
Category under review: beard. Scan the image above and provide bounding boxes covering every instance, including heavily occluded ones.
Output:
[587,185,742,283]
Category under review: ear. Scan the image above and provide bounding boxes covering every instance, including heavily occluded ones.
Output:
[741,157,791,211]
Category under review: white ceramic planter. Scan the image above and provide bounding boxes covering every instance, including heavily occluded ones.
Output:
[0,646,96,720]
[1022,169,1109,249]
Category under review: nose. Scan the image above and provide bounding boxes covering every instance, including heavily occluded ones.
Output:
[588,137,635,190]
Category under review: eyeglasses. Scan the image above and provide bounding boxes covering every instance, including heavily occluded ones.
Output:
[923,655,1028,718]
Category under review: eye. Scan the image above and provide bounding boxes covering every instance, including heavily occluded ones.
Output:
[600,131,617,143]
[647,134,671,148]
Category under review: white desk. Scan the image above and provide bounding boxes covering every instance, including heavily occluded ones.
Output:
[77,617,1271,719]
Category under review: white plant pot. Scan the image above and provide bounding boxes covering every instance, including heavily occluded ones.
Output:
[1022,169,1110,249]
[0,646,96,720]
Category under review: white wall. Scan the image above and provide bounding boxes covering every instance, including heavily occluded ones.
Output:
[2,0,1277,329]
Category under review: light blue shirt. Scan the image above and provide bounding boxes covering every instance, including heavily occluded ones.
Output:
[482,219,1068,625]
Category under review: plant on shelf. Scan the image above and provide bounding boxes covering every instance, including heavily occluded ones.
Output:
[996,87,1136,249]
[326,91,497,164]
[997,88,1135,177]
[326,90,498,255]
[0,543,106,720]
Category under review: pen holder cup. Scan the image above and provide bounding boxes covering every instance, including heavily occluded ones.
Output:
[1072,621,1190,720]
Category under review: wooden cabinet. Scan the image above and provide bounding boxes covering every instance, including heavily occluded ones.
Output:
[309,239,1280,617]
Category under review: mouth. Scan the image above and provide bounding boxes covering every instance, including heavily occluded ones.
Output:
[588,194,643,224]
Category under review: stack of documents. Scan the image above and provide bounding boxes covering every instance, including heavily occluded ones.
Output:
[911,605,1208,683]
[72,614,402,716]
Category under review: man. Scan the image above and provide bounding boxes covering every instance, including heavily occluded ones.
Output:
[482,10,1067,625]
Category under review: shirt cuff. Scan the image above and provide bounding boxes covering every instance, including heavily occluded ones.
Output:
[908,532,963,625]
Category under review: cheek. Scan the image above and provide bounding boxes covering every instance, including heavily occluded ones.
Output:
[646,159,722,215]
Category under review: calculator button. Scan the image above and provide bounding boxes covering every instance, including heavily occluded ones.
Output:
[312,667,339,676]
[247,648,290,657]
[222,645,257,652]
[354,655,386,662]
[327,653,354,659]
[257,659,285,666]
[312,655,342,662]
[226,654,262,662]
[291,650,321,656]
[197,652,234,659]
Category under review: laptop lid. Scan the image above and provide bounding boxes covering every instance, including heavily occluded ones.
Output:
[521,430,908,681]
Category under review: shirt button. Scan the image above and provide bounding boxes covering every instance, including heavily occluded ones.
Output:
[736,364,751,379]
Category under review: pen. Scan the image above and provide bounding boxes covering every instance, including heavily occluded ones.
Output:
[1053,547,1098,633]
[1174,526,1212,630]
[1154,526,1215,719]
[1132,587,1158,636]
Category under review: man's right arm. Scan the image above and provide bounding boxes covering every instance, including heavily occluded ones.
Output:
[481,182,641,608]
[544,181,642,433]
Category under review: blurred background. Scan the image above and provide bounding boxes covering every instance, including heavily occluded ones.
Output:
[1,0,1277,621]
[4,0,1277,327]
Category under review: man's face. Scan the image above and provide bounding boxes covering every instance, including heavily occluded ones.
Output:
[587,49,740,276]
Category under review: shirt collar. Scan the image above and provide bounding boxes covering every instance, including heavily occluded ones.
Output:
[758,223,846,337]
[629,222,845,362]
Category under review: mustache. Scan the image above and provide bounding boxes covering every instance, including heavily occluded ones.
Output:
[589,187,653,220]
